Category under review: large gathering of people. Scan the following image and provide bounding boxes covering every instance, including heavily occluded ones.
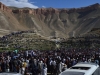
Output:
[0,31,100,75]
[0,48,100,75]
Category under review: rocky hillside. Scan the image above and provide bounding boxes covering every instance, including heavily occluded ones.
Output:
[0,31,55,50]
[0,2,100,38]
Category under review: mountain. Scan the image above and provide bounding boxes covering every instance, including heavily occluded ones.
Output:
[0,2,100,38]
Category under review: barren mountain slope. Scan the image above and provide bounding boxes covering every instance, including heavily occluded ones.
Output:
[13,8,100,38]
[0,10,29,37]
[0,2,100,38]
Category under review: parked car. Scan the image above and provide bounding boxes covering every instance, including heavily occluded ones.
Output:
[59,62,100,75]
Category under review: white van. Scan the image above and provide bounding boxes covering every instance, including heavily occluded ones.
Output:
[59,62,100,75]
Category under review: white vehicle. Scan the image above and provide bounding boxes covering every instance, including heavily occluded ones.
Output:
[0,72,22,75]
[59,62,100,75]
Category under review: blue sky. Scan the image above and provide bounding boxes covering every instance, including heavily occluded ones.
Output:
[0,0,100,8]
[32,0,100,8]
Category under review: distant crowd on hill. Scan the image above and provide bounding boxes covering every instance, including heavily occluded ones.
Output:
[0,48,100,75]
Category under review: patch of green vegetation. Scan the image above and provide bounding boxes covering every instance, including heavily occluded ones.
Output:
[0,31,56,51]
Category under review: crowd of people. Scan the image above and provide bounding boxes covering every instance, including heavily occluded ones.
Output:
[0,48,100,75]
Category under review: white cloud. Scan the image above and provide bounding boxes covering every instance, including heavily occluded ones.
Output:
[42,6,46,8]
[0,0,38,8]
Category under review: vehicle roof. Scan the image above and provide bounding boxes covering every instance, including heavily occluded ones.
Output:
[60,62,99,75]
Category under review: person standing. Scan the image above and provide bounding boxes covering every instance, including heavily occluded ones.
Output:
[42,62,47,75]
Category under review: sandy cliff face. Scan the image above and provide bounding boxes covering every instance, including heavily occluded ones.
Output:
[0,2,100,38]
[0,2,29,37]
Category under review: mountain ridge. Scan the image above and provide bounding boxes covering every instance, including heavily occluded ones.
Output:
[0,2,100,38]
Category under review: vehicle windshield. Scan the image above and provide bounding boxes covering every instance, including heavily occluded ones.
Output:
[70,66,90,70]
[60,71,84,75]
